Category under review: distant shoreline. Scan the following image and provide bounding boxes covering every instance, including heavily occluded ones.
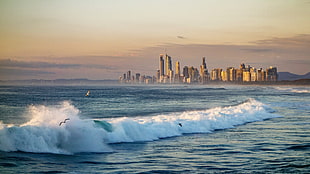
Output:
[0,78,309,86]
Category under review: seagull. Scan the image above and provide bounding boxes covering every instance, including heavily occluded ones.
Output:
[85,90,90,96]
[59,118,70,126]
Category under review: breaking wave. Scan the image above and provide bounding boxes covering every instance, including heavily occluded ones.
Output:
[0,99,280,154]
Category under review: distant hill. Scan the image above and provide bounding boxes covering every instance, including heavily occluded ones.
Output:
[278,72,310,81]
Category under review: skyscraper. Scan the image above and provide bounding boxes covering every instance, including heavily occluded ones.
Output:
[211,68,222,81]
[165,54,172,76]
[200,57,209,83]
[221,70,228,81]
[159,54,164,82]
[243,71,251,82]
[156,69,160,83]
[159,54,164,76]
[240,63,246,70]
[175,61,180,75]
[266,66,278,81]
[250,67,257,82]
[183,66,189,79]
[175,61,181,83]
[127,70,131,82]
[202,57,207,70]
[227,67,236,81]
[257,68,265,81]
[135,73,140,83]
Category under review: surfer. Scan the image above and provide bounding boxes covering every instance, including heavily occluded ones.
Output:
[178,123,182,127]
[85,90,90,96]
[59,118,70,126]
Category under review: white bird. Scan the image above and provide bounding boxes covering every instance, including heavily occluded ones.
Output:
[85,90,90,96]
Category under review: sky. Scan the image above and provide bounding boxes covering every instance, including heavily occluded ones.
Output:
[0,0,309,80]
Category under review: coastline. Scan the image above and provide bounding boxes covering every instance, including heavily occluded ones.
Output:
[0,78,309,86]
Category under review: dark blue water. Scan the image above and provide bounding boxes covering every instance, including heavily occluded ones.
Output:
[0,85,309,173]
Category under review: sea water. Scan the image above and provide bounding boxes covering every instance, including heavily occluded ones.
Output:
[0,85,309,173]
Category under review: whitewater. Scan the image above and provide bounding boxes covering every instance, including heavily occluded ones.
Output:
[0,85,309,173]
[0,98,279,154]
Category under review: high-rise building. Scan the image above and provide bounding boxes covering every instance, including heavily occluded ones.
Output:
[211,68,222,81]
[266,66,278,81]
[140,75,145,83]
[165,54,172,76]
[175,61,180,75]
[159,55,164,76]
[240,63,246,70]
[242,65,252,82]
[202,57,207,70]
[243,71,251,82]
[135,73,140,83]
[199,65,205,82]
[221,70,228,81]
[185,66,199,83]
[188,66,194,80]
[226,67,235,81]
[175,61,181,83]
[159,54,164,82]
[183,66,189,79]
[123,73,126,81]
[200,57,209,83]
[257,68,265,81]
[236,69,243,82]
[169,70,174,83]
[236,63,246,82]
[156,69,160,83]
[250,67,257,82]
[127,71,131,82]
[193,67,199,82]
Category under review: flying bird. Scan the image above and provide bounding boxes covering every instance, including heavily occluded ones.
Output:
[59,118,70,126]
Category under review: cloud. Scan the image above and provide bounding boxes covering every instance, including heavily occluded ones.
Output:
[0,59,80,69]
[0,59,114,70]
[177,35,186,39]
[284,59,310,64]
[253,34,310,46]
[240,48,273,53]
[0,58,119,80]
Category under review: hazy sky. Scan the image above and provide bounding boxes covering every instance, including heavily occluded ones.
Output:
[0,0,309,80]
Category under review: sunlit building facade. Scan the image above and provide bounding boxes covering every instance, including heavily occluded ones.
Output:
[211,68,222,81]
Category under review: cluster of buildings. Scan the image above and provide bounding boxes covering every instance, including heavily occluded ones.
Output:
[119,54,278,84]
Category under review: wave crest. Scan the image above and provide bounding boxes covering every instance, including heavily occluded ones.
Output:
[0,99,280,154]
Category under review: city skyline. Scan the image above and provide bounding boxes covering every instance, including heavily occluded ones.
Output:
[0,0,309,80]
[120,54,278,84]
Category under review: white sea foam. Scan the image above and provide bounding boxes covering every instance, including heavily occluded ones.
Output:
[0,101,111,154]
[0,99,280,154]
[274,87,310,93]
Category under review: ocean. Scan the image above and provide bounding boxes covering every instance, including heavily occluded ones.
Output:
[0,85,309,173]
